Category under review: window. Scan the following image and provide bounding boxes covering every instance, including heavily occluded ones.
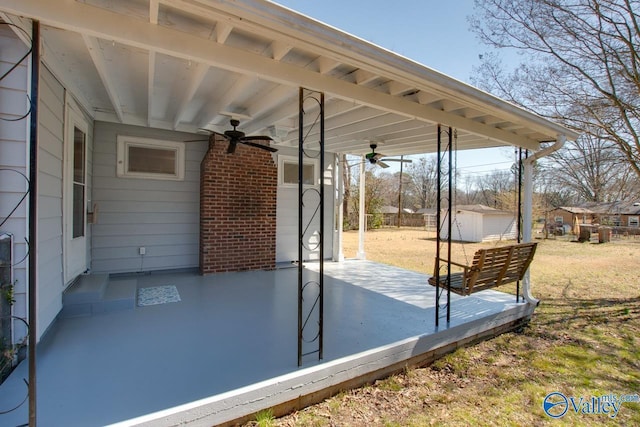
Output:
[279,156,318,187]
[117,136,185,180]
[629,216,639,227]
[72,126,86,238]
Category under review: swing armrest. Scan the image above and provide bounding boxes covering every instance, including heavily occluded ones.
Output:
[434,257,471,270]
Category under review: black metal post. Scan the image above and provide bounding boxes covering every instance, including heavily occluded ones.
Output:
[297,88,303,367]
[297,88,324,366]
[28,19,40,427]
[447,127,452,323]
[318,92,324,360]
[435,125,441,327]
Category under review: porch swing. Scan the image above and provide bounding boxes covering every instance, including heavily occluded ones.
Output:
[427,128,537,297]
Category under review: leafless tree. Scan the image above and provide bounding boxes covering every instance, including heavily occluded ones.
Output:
[405,156,439,209]
[541,131,636,202]
[470,0,640,178]
[472,170,516,210]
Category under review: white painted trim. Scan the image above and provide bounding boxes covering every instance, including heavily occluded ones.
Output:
[63,97,90,284]
[116,135,185,181]
[277,155,319,188]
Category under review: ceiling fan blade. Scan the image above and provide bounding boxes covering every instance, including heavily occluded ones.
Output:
[240,140,278,152]
[227,141,238,154]
[377,161,390,168]
[380,158,413,163]
[242,135,273,141]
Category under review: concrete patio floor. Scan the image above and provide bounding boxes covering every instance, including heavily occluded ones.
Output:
[0,260,535,426]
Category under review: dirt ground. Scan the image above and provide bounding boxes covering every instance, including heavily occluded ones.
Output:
[246,228,640,427]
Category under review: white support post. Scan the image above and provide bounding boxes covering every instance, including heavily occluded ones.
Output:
[522,134,566,305]
[522,157,538,305]
[333,154,344,261]
[357,156,366,260]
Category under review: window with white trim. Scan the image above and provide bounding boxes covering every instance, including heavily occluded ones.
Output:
[117,136,185,180]
[629,216,639,227]
[278,156,318,187]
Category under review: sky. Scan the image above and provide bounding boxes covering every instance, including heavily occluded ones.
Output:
[272,0,520,179]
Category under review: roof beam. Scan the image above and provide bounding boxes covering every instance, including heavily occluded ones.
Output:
[147,50,156,126]
[172,63,209,129]
[155,0,576,141]
[215,22,233,44]
[198,74,255,128]
[5,0,546,149]
[149,0,160,24]
[81,34,124,122]
[270,41,293,60]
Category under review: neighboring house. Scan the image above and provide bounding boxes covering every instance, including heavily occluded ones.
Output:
[440,205,518,242]
[0,0,577,375]
[585,201,640,228]
[549,202,640,234]
[548,206,596,234]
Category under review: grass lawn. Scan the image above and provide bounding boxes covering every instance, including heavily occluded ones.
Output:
[260,228,640,426]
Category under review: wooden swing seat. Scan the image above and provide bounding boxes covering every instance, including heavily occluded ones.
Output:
[428,242,538,296]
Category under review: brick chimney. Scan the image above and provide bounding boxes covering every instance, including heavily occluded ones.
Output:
[199,136,277,274]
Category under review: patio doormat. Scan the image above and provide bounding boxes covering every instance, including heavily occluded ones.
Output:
[137,285,181,307]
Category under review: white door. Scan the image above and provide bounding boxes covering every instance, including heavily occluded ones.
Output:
[63,105,89,284]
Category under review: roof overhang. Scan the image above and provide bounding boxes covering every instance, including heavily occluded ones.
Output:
[0,0,579,156]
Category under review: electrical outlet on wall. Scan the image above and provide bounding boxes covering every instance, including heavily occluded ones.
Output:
[139,247,146,255]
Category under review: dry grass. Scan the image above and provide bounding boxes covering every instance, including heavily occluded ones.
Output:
[262,228,640,426]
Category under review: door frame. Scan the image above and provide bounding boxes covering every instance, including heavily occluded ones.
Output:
[62,99,90,285]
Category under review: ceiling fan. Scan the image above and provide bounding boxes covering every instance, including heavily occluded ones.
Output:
[365,143,412,168]
[187,119,277,154]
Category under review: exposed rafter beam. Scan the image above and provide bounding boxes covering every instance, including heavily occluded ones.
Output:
[172,63,209,129]
[215,22,233,44]
[270,40,292,61]
[316,57,340,75]
[3,0,560,149]
[198,74,254,128]
[81,34,124,122]
[354,69,377,86]
[149,0,160,24]
[147,50,156,126]
[152,0,575,141]
[386,81,413,96]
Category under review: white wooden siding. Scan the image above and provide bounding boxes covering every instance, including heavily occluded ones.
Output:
[0,25,29,342]
[36,66,66,340]
[91,122,206,274]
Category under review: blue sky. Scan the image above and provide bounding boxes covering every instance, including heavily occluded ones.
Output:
[272,0,519,178]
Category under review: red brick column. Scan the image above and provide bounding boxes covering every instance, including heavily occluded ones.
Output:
[199,137,277,274]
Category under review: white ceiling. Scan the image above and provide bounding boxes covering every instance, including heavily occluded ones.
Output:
[1,0,578,157]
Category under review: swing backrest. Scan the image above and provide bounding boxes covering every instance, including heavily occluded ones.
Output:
[466,242,538,294]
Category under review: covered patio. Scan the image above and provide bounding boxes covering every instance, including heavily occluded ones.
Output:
[0,1,579,425]
[0,260,532,426]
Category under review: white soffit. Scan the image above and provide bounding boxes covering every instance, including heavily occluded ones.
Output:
[0,0,579,156]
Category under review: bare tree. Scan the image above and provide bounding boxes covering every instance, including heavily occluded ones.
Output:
[405,156,439,209]
[473,170,516,210]
[541,131,635,202]
[470,0,640,178]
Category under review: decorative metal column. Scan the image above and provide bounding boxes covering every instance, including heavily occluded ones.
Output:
[297,88,325,366]
[515,147,527,302]
[435,125,453,327]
